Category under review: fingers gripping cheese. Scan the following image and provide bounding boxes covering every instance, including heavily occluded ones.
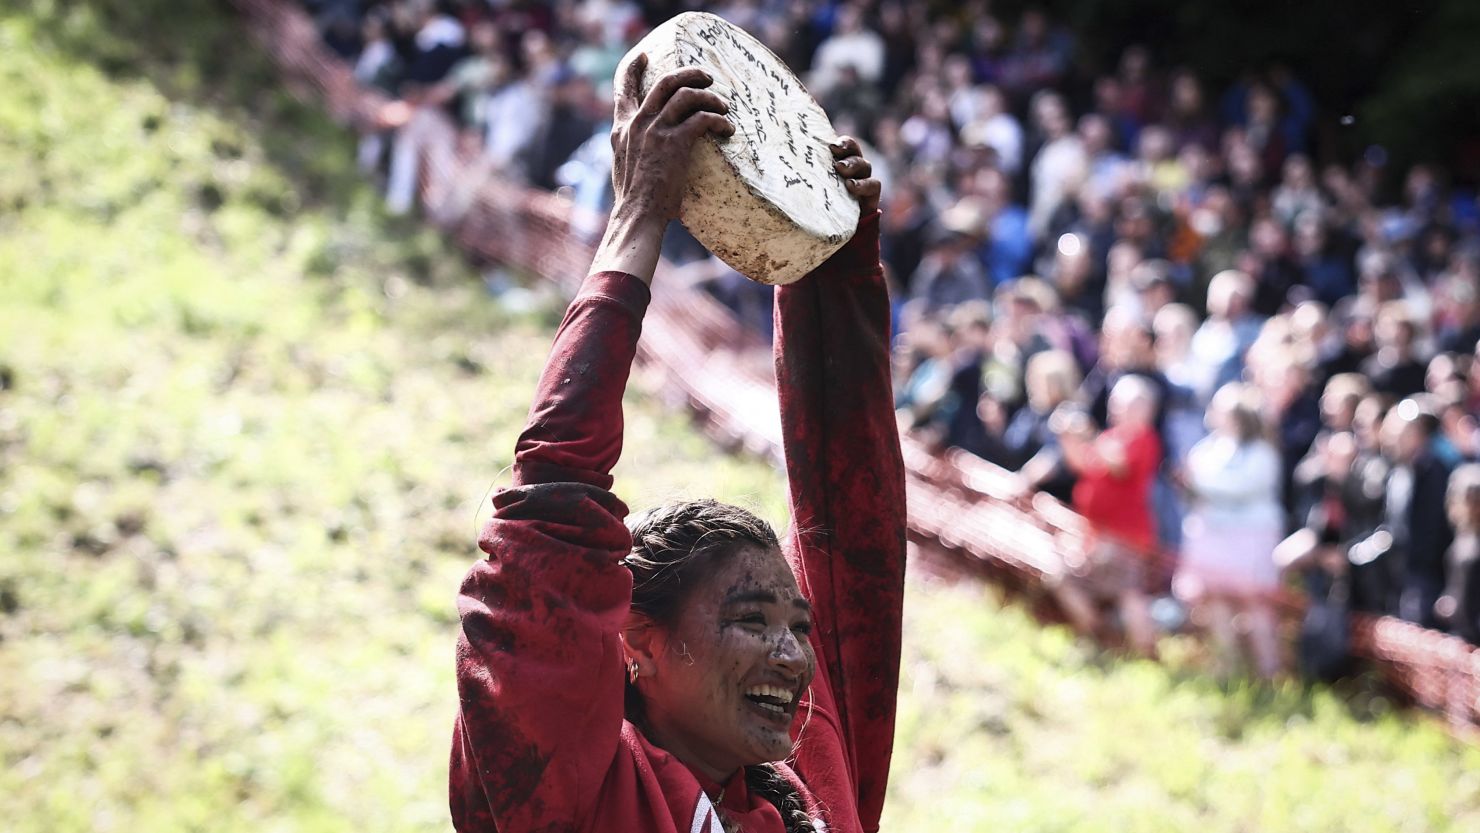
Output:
[622,12,860,285]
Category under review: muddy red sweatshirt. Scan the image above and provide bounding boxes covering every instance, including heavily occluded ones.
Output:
[450,211,906,833]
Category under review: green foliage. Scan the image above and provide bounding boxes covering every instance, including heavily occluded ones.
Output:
[4,2,1479,831]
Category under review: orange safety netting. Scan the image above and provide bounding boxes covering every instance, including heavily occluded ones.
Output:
[230,0,1480,733]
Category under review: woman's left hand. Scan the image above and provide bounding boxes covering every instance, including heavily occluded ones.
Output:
[830,136,881,215]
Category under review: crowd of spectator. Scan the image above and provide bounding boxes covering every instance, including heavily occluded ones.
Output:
[306,0,1480,680]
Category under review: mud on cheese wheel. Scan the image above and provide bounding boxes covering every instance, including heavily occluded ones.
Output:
[622,12,860,286]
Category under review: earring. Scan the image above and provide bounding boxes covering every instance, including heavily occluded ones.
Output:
[627,658,640,684]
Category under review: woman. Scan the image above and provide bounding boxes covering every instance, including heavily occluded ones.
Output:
[449,54,906,833]
[1004,348,1080,503]
[1174,382,1285,678]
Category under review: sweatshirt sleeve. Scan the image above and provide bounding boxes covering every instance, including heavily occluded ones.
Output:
[450,271,649,833]
[773,211,908,833]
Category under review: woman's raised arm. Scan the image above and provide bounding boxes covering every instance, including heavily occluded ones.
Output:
[773,142,907,833]
[449,56,733,833]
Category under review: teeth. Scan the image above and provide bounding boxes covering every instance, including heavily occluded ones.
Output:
[744,685,795,705]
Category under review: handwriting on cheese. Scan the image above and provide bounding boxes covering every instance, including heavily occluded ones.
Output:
[672,18,835,212]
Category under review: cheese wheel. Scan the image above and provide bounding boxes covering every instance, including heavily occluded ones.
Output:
[622,12,859,285]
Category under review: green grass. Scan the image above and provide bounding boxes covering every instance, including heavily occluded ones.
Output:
[2,1,1479,831]
[883,580,1480,832]
[0,2,783,831]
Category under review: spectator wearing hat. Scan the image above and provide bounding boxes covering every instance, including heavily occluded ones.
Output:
[907,200,993,314]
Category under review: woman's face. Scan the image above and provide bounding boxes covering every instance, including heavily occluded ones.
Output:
[637,545,815,780]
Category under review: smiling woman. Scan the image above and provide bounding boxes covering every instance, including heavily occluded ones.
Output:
[448,52,905,833]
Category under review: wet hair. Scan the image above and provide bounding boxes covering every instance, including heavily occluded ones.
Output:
[621,499,813,833]
[623,498,780,626]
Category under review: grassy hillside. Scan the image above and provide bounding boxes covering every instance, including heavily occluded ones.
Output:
[2,1,1479,832]
[0,2,784,831]
[884,581,1480,832]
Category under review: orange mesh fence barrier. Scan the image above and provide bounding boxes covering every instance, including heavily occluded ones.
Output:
[231,0,1480,732]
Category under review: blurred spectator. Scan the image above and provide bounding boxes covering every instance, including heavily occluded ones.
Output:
[970,167,1033,288]
[1001,349,1080,502]
[393,0,466,88]
[821,64,884,135]
[1027,91,1086,239]
[1363,301,1428,398]
[1174,382,1285,678]
[1052,376,1163,657]
[895,317,958,438]
[1187,269,1262,403]
[809,3,885,97]
[1292,213,1356,307]
[483,46,543,180]
[1271,154,1323,229]
[527,73,599,190]
[941,302,996,450]
[880,180,933,296]
[908,202,993,313]
[1083,306,1171,435]
[1153,303,1209,463]
[998,7,1073,98]
[1078,114,1130,199]
[1277,430,1365,679]
[1379,399,1454,627]
[353,8,401,92]
[1436,257,1480,352]
[959,85,1024,175]
[1165,68,1218,152]
[1439,464,1480,645]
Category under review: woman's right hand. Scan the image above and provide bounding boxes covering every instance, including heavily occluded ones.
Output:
[610,53,734,224]
[592,54,734,281]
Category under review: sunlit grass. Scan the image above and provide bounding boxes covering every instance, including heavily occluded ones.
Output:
[883,579,1480,832]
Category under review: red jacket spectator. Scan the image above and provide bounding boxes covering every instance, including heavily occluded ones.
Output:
[1073,423,1162,551]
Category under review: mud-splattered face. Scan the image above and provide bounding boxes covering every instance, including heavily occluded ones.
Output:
[637,544,815,781]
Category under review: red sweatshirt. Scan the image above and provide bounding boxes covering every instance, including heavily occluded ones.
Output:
[1071,423,1162,551]
[450,212,907,833]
